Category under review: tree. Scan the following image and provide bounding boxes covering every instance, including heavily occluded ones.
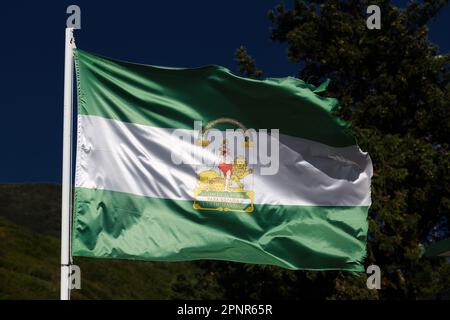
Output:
[234,46,263,78]
[208,0,450,299]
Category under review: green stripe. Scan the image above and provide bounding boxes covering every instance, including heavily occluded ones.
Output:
[74,49,355,147]
[72,187,368,271]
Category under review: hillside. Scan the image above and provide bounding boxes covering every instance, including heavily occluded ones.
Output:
[0,184,221,299]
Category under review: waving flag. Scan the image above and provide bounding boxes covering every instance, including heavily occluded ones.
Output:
[72,49,372,271]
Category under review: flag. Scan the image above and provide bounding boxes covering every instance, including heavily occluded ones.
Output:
[72,49,372,271]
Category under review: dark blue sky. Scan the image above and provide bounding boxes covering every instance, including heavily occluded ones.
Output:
[0,1,448,183]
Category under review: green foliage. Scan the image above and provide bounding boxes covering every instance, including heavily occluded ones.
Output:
[235,46,263,78]
[0,216,60,299]
[231,0,450,299]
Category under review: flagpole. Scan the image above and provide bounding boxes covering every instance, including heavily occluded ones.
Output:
[61,27,76,300]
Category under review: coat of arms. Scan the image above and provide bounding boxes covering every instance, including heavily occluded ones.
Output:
[193,119,254,213]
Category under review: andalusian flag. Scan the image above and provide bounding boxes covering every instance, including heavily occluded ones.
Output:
[72,49,372,271]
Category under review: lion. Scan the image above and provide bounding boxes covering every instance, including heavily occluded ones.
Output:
[230,157,253,191]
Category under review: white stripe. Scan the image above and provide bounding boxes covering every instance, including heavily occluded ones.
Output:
[75,115,372,206]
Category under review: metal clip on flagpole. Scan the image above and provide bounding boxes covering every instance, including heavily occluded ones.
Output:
[61,27,76,301]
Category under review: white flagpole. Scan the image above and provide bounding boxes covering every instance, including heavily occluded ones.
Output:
[61,27,76,300]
